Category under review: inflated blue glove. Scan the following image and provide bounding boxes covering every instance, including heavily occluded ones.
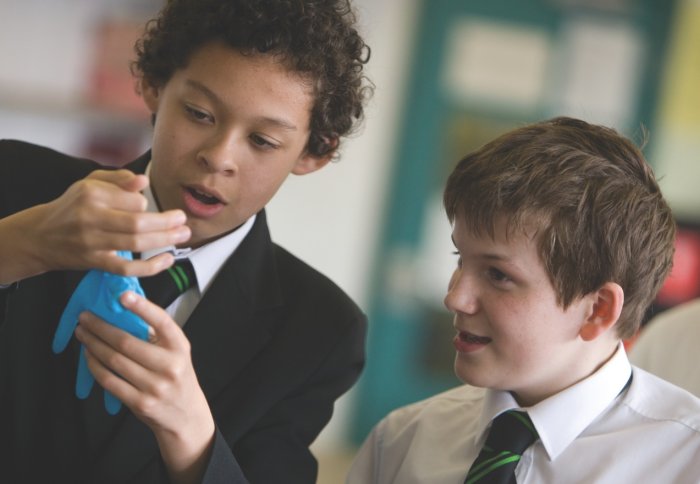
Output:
[52,251,149,415]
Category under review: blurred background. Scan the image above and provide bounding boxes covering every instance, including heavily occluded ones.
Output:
[2,0,699,482]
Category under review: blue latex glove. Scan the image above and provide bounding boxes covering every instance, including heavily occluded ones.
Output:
[52,251,149,415]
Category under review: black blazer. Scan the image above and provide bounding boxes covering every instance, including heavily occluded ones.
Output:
[0,140,367,483]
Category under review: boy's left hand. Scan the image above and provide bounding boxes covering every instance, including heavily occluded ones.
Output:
[75,291,215,483]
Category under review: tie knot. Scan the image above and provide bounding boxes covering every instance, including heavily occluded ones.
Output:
[139,258,197,309]
[484,410,538,456]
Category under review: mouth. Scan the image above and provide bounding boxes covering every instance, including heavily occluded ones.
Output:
[182,184,227,219]
[453,330,492,353]
[458,331,492,345]
[185,186,223,205]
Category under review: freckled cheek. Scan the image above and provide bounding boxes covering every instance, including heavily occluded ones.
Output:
[489,304,529,341]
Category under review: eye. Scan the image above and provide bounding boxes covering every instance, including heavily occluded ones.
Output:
[184,105,214,124]
[250,134,279,150]
[487,267,511,284]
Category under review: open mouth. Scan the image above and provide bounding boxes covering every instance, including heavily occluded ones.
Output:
[459,332,492,345]
[186,187,221,205]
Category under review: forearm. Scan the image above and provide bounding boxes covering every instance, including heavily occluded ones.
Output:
[0,204,51,284]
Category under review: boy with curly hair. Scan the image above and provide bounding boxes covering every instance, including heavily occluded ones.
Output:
[347,117,700,483]
[0,1,372,483]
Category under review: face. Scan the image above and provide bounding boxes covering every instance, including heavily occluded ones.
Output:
[142,42,330,248]
[445,216,596,406]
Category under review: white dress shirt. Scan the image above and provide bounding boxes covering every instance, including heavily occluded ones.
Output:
[630,299,700,398]
[140,170,255,327]
[347,344,700,484]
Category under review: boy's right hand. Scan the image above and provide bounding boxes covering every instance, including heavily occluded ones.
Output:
[0,169,191,283]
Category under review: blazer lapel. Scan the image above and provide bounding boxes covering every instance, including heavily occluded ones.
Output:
[186,210,283,399]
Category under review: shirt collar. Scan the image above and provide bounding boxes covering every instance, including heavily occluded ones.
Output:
[139,162,256,295]
[479,343,632,461]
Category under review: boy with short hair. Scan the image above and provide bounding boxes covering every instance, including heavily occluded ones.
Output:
[347,117,700,483]
[0,1,372,483]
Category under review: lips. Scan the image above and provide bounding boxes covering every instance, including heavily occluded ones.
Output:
[453,330,492,353]
[186,186,221,205]
[459,332,491,344]
[182,184,226,218]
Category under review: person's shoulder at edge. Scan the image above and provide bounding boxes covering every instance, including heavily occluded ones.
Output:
[0,138,89,161]
[375,384,486,438]
[629,299,700,396]
[625,364,700,432]
[0,139,103,214]
[0,139,103,175]
[635,299,700,342]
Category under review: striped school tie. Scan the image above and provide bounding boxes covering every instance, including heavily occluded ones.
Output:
[139,258,196,308]
[465,410,539,484]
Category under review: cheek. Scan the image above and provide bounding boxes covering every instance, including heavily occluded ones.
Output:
[489,299,543,346]
[249,165,293,195]
[149,160,177,192]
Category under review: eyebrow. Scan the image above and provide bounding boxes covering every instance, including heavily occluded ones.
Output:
[184,79,299,131]
[451,235,514,263]
[481,253,511,262]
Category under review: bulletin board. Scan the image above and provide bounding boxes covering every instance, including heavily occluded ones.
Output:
[351,0,676,444]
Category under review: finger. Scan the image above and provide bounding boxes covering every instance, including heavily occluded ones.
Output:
[120,291,187,351]
[76,323,157,394]
[70,251,171,278]
[82,220,190,254]
[104,389,123,415]
[52,295,83,352]
[78,310,157,357]
[100,208,188,234]
[98,252,176,278]
[82,346,146,413]
[87,169,149,193]
[82,179,149,213]
[64,177,149,214]
[73,208,189,250]
[78,308,177,372]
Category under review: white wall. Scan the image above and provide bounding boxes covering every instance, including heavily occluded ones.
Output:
[269,0,419,452]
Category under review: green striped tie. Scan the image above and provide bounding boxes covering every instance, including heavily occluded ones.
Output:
[139,258,197,308]
[465,410,538,484]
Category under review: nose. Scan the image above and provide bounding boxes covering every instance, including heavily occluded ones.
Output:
[444,270,480,315]
[197,132,238,176]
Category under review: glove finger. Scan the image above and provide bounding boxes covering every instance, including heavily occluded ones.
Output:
[104,390,122,415]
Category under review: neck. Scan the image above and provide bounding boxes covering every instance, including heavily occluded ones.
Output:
[512,339,620,407]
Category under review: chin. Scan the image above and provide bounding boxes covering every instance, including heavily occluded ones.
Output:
[454,362,483,387]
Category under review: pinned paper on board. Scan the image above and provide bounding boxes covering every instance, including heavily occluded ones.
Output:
[442,18,551,113]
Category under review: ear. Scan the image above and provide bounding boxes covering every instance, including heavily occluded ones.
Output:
[291,137,339,176]
[139,77,161,114]
[579,282,624,341]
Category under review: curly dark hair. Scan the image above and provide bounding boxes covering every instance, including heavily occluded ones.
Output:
[133,0,372,157]
[444,117,676,339]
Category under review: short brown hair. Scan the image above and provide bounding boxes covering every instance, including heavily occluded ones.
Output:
[133,0,372,157]
[443,117,675,339]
